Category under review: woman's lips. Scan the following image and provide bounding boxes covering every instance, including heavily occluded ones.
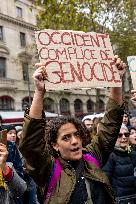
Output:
[71,147,80,152]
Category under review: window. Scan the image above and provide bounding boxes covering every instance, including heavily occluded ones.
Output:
[22,62,28,81]
[87,99,94,113]
[74,99,83,116]
[0,57,6,77]
[22,97,32,110]
[20,32,26,47]
[60,98,70,115]
[0,96,14,110]
[44,98,55,112]
[16,7,22,18]
[0,26,3,41]
[99,99,105,112]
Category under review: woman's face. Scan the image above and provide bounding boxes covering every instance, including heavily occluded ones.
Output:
[123,114,129,125]
[132,119,136,128]
[17,130,22,139]
[7,129,17,142]
[53,123,83,161]
[129,129,136,145]
[116,128,129,149]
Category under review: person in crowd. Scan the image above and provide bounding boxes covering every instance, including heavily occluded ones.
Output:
[15,126,23,138]
[122,112,131,130]
[103,123,136,204]
[0,142,27,203]
[82,117,93,133]
[0,115,4,131]
[82,117,93,144]
[5,124,17,143]
[126,91,136,170]
[130,117,136,129]
[131,90,136,106]
[92,117,103,136]
[15,126,23,147]
[1,125,24,180]
[19,56,125,204]
[115,124,130,149]
[7,140,25,204]
[7,140,24,178]
[14,126,40,204]
[129,127,136,146]
[4,125,39,203]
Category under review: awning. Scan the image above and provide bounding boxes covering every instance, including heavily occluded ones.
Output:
[0,111,61,125]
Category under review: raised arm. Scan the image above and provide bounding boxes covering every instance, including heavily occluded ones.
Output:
[19,64,52,186]
[29,63,47,118]
[86,56,126,166]
[110,55,125,105]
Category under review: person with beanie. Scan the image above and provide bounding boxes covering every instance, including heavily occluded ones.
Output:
[4,125,17,143]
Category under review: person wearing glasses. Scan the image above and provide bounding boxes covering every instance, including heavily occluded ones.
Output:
[19,56,125,204]
[103,124,136,204]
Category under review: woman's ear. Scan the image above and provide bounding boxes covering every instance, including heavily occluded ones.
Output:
[52,142,59,152]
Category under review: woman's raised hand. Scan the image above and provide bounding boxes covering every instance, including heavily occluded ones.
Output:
[33,63,48,92]
[114,55,126,79]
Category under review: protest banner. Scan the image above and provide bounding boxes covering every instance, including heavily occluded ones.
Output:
[35,29,121,90]
[127,56,136,89]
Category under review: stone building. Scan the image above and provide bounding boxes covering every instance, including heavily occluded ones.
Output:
[0,0,108,117]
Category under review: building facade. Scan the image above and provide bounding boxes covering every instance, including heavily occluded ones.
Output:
[0,0,108,117]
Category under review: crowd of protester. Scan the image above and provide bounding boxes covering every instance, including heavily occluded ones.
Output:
[1,55,136,203]
[0,120,40,203]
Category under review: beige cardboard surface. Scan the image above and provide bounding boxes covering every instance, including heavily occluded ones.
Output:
[127,56,136,89]
[35,29,121,90]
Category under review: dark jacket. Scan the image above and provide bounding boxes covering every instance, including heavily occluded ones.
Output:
[19,98,124,204]
[103,146,136,198]
[7,141,24,179]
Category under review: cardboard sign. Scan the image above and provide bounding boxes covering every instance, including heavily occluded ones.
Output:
[127,56,136,89]
[35,29,121,90]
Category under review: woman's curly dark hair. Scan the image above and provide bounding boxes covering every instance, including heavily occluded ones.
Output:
[44,116,90,157]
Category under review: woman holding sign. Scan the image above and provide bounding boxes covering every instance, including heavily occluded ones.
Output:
[19,56,125,204]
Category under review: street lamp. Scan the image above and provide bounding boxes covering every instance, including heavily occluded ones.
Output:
[26,63,31,107]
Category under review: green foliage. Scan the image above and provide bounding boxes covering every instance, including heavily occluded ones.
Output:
[28,0,136,99]
[31,0,136,62]
[34,0,90,31]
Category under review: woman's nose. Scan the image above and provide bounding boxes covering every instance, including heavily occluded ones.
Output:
[11,133,16,137]
[71,135,78,144]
